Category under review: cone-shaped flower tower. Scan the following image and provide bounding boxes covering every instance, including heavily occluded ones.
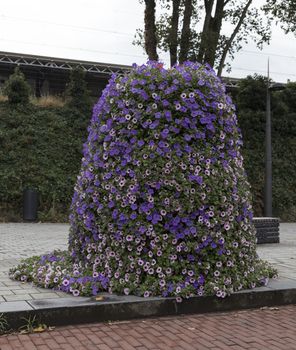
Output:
[67,62,273,298]
[11,62,275,299]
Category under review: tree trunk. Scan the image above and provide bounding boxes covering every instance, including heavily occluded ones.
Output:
[217,0,252,76]
[144,0,159,61]
[203,0,225,67]
[179,0,193,63]
[197,0,215,63]
[169,0,181,66]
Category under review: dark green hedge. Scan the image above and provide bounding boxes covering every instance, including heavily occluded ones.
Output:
[0,103,89,222]
[235,76,296,221]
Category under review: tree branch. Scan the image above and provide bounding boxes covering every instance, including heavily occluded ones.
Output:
[217,0,252,76]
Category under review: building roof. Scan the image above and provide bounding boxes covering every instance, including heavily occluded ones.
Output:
[0,51,244,89]
[0,51,131,76]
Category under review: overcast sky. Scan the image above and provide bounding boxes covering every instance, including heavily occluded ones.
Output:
[0,0,295,83]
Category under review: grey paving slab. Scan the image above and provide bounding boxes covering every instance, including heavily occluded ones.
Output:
[265,277,296,290]
[0,300,33,312]
[0,290,14,296]
[13,288,41,295]
[3,294,33,301]
[30,292,61,300]
[2,281,28,287]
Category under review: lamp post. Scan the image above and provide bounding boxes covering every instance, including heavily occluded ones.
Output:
[264,64,286,217]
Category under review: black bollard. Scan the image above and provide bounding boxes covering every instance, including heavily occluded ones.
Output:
[23,189,38,221]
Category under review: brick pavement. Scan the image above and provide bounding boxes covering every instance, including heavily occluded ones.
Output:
[1,304,296,349]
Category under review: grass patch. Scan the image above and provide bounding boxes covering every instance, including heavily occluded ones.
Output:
[31,95,65,108]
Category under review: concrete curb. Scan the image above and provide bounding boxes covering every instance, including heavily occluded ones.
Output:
[1,278,296,330]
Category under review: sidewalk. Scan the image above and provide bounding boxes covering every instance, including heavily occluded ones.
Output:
[0,223,295,328]
[0,224,69,305]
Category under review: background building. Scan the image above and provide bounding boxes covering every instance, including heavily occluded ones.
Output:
[0,51,130,97]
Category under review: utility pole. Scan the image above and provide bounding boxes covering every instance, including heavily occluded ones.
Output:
[264,58,272,217]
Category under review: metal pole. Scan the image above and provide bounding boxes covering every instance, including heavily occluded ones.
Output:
[264,59,272,217]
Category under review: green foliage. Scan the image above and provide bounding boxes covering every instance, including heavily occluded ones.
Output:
[235,75,296,221]
[236,75,267,111]
[0,313,9,335]
[3,67,31,105]
[135,0,271,74]
[0,102,88,222]
[237,109,265,216]
[263,0,296,35]
[65,67,92,113]
[281,82,296,112]
[18,315,38,334]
